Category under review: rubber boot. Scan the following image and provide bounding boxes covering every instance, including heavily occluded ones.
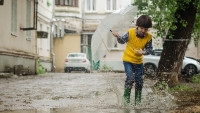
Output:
[123,88,131,106]
[135,90,142,106]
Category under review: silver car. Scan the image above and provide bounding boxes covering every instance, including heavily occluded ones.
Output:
[143,50,200,76]
[64,53,91,73]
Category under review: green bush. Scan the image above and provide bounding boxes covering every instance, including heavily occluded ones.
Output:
[37,60,46,74]
[155,81,168,90]
[102,64,113,72]
[170,84,192,91]
[192,73,200,83]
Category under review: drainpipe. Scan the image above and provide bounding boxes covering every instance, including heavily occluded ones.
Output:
[51,0,56,71]
[35,30,38,74]
[50,22,56,71]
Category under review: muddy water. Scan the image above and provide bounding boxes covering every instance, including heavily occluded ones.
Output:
[0,72,184,113]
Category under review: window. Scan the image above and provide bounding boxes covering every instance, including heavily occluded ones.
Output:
[85,0,96,12]
[59,28,62,37]
[55,0,78,7]
[55,0,58,4]
[106,0,116,11]
[11,0,17,36]
[39,23,42,49]
[54,25,58,37]
[40,39,42,49]
[26,0,32,40]
[40,23,43,31]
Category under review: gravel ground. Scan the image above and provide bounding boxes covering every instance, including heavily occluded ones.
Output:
[0,72,184,113]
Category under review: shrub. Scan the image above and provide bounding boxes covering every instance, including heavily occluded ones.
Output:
[102,64,113,72]
[192,73,200,83]
[37,60,46,74]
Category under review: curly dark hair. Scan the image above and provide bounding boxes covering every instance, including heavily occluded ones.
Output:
[136,15,152,28]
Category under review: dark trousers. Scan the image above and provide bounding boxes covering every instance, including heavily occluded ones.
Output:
[123,61,144,91]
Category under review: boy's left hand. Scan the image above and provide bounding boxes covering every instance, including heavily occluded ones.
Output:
[137,49,145,55]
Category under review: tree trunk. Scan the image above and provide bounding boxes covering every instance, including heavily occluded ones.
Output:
[156,0,198,87]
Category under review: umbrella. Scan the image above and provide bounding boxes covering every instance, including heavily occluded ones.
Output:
[91,5,138,69]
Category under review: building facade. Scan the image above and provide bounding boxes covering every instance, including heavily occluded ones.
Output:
[53,0,83,72]
[0,0,37,75]
[53,0,134,72]
[37,0,54,72]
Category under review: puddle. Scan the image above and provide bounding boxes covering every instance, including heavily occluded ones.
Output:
[0,107,164,113]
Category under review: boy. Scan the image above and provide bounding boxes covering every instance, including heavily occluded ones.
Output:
[112,15,153,106]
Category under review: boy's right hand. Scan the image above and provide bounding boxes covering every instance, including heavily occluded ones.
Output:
[112,31,120,38]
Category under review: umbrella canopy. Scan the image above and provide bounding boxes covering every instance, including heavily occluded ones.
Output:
[91,5,138,69]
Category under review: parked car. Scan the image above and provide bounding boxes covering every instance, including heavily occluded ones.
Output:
[64,53,90,73]
[143,50,200,76]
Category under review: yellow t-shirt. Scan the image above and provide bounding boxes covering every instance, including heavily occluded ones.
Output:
[123,28,152,64]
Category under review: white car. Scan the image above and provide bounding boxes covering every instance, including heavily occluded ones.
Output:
[143,50,200,76]
[64,53,91,73]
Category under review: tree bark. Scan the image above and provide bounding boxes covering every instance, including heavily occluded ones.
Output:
[156,0,198,87]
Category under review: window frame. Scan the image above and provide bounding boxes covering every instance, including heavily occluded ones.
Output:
[85,0,96,12]
[11,0,18,36]
[26,0,32,40]
[106,0,117,12]
[55,0,79,7]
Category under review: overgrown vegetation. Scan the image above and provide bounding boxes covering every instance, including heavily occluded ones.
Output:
[133,0,200,44]
[155,81,168,90]
[192,73,200,83]
[170,84,192,91]
[102,64,113,72]
[37,60,46,74]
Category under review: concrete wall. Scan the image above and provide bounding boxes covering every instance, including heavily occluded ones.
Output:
[54,34,81,72]
[0,1,35,53]
[55,0,83,33]
[37,0,54,72]
[83,0,133,31]
[100,49,124,71]
[0,55,35,74]
[0,0,36,74]
[185,40,200,59]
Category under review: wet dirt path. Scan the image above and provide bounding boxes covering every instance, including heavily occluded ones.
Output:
[0,72,178,113]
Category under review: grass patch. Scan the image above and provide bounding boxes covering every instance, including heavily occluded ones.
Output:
[102,64,113,72]
[191,73,200,83]
[170,84,192,92]
[155,81,168,90]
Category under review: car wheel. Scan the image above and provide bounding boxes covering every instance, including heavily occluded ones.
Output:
[64,68,67,73]
[87,70,90,73]
[84,69,89,73]
[185,65,196,76]
[65,68,71,73]
[144,64,156,76]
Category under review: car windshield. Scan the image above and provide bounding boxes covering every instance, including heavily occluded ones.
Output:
[151,50,162,56]
[68,54,85,58]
